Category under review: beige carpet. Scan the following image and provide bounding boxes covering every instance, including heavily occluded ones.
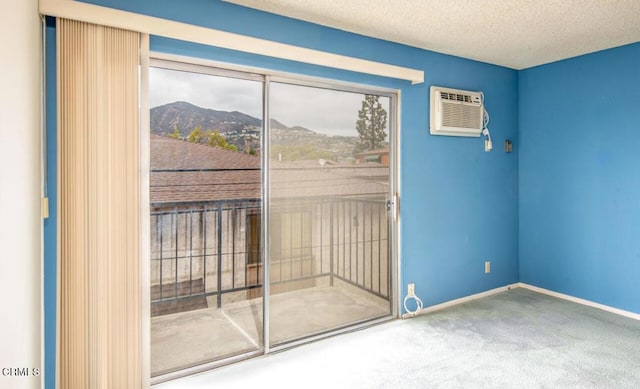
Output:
[157,288,640,388]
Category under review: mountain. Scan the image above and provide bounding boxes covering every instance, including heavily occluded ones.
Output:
[150,101,261,136]
[150,101,361,160]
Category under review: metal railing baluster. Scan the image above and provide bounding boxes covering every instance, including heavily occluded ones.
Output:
[329,201,334,287]
[243,205,248,288]
[203,205,207,299]
[343,201,346,279]
[232,206,236,290]
[355,203,360,284]
[189,208,193,296]
[158,212,163,300]
[174,206,178,300]
[217,204,223,308]
[378,203,382,295]
[319,202,323,275]
[370,202,373,291]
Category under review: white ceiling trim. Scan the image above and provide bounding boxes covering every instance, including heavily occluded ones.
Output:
[38,0,424,84]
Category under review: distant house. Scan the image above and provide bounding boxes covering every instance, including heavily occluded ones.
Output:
[355,148,389,166]
[150,135,390,315]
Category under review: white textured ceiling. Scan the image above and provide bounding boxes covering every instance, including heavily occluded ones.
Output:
[224,0,640,69]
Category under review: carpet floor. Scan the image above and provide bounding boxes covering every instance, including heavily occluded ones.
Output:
[157,287,640,388]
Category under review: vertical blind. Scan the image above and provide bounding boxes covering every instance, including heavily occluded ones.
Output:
[57,18,141,388]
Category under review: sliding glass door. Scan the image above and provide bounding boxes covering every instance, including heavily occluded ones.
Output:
[148,63,264,377]
[148,59,396,379]
[268,81,393,346]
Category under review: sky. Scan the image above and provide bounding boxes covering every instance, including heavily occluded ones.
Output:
[149,67,390,137]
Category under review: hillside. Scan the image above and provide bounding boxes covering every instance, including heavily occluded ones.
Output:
[150,101,362,161]
[150,101,261,136]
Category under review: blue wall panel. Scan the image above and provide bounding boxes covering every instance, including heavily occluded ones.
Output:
[519,43,640,313]
[44,17,57,389]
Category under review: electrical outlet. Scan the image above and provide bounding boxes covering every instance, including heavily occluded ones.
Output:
[408,283,415,296]
[485,261,491,274]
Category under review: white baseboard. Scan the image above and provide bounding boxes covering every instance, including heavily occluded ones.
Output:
[403,282,640,322]
[402,283,520,319]
[516,282,640,321]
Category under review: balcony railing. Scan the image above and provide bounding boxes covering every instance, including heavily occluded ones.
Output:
[150,197,390,316]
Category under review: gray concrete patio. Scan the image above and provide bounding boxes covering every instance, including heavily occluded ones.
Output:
[151,280,390,376]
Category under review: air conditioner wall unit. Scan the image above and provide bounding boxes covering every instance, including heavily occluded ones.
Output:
[430,86,483,137]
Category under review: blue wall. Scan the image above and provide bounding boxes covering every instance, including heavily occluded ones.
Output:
[46,1,520,386]
[519,42,640,314]
[44,17,57,389]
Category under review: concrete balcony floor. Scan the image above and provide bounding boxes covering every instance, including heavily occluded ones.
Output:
[151,280,390,377]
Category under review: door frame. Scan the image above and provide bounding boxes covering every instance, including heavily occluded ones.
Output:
[145,52,401,384]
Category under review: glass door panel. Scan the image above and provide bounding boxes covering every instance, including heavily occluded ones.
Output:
[149,65,264,376]
[268,82,393,346]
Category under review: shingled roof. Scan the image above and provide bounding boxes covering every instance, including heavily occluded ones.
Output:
[151,135,260,204]
[150,135,388,204]
[270,160,388,200]
[151,134,259,170]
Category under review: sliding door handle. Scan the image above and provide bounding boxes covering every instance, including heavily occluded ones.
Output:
[385,193,399,222]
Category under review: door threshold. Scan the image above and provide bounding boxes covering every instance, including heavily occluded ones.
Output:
[151,315,395,386]
[151,349,263,386]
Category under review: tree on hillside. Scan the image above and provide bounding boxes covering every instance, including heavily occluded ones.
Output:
[187,126,204,143]
[168,124,181,139]
[354,94,387,152]
[207,130,238,152]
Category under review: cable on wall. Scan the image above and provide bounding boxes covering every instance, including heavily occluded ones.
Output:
[480,92,492,152]
[403,287,423,317]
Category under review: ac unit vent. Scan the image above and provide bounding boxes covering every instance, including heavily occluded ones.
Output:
[430,86,483,137]
[442,103,482,129]
[440,92,472,103]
